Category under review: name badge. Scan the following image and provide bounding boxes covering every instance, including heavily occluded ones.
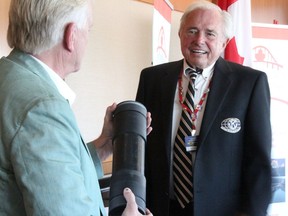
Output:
[185,136,198,152]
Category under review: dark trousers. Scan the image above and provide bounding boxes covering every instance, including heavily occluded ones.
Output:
[169,200,194,216]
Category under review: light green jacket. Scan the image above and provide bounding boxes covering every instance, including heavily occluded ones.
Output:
[0,49,106,216]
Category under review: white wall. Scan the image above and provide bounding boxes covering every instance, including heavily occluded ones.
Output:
[0,0,183,143]
[66,0,183,142]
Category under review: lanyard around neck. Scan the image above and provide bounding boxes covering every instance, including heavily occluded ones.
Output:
[177,69,211,129]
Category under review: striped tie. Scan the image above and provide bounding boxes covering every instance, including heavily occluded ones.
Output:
[173,67,202,208]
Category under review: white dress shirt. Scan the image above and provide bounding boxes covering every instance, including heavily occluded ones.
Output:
[171,61,214,147]
[30,55,76,105]
[170,61,215,198]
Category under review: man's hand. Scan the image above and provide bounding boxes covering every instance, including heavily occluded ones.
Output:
[94,102,152,161]
[146,111,152,135]
[122,188,153,216]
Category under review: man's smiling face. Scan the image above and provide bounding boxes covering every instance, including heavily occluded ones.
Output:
[179,8,229,69]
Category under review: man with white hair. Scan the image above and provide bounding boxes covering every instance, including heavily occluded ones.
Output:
[136,1,271,216]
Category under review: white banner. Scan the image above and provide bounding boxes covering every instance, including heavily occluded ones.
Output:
[152,0,173,65]
[252,23,288,216]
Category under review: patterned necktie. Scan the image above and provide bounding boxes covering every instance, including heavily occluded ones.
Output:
[173,67,202,208]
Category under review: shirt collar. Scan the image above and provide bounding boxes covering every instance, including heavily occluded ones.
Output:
[183,60,215,79]
[30,56,76,105]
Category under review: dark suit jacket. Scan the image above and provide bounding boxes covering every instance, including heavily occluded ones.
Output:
[136,58,272,216]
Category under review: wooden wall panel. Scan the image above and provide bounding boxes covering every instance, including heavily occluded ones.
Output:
[137,0,288,25]
[251,0,288,24]
[137,0,212,12]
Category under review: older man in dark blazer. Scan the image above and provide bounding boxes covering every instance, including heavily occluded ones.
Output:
[0,0,152,215]
[136,1,272,216]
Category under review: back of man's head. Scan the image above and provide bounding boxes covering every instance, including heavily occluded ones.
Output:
[7,0,90,55]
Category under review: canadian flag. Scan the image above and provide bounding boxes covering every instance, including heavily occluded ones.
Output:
[218,0,252,66]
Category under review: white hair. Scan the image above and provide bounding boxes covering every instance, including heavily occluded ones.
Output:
[179,0,234,40]
[7,0,91,54]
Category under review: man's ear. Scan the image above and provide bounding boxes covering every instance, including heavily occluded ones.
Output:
[63,23,77,52]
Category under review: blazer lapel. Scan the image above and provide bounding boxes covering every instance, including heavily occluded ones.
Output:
[160,60,183,114]
[199,58,232,145]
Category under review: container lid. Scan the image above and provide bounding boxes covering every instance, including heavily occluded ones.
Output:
[114,100,147,116]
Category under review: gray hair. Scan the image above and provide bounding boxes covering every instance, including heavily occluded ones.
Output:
[179,0,233,40]
[7,0,91,55]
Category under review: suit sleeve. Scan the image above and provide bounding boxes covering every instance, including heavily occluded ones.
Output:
[87,142,104,179]
[241,72,272,215]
